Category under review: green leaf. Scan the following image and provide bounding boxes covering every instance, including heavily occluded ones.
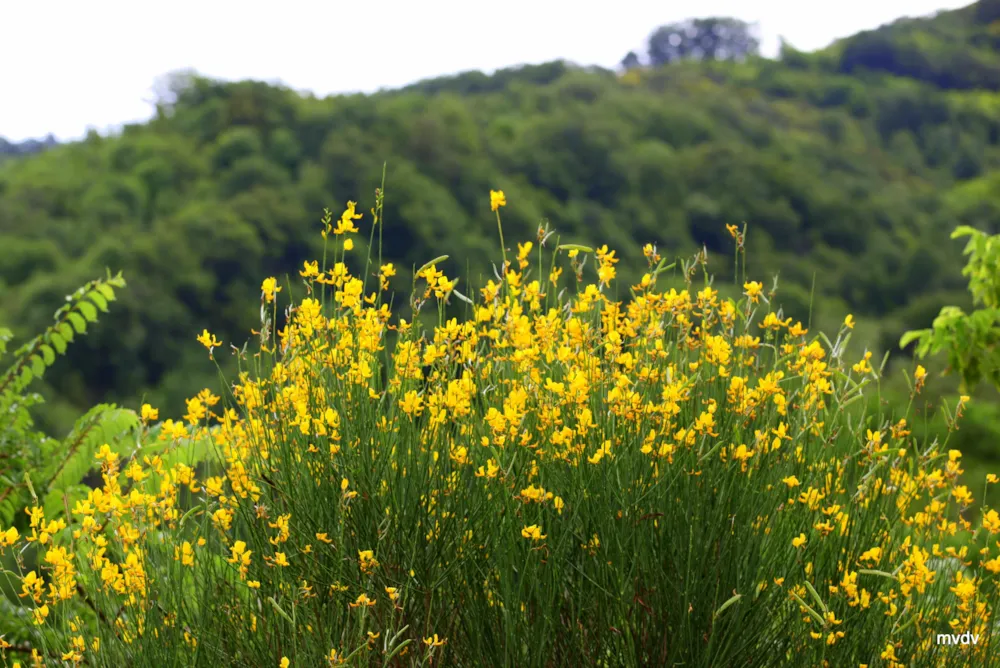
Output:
[899,329,928,350]
[43,485,92,522]
[67,313,87,334]
[713,593,742,620]
[451,289,474,305]
[94,283,116,302]
[30,355,45,378]
[86,291,109,313]
[57,322,75,342]
[0,328,11,355]
[951,225,980,240]
[39,344,56,366]
[78,300,99,323]
[0,491,21,528]
[416,256,449,276]
[44,406,141,505]
[49,332,67,355]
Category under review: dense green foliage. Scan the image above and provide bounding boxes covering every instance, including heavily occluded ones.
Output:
[904,225,1000,394]
[2,188,999,666]
[832,0,1000,90]
[0,273,222,650]
[0,272,133,528]
[1,2,999,467]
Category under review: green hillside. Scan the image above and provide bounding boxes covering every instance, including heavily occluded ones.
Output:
[1,2,999,457]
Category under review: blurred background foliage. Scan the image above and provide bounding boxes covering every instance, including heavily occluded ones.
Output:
[2,1,1000,479]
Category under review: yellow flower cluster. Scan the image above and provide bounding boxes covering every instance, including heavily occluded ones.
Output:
[2,192,996,666]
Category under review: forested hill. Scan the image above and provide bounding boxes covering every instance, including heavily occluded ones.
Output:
[2,1,1000,435]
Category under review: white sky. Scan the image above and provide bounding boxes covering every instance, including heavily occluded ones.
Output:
[0,0,974,142]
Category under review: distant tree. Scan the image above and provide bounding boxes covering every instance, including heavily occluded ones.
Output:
[778,38,812,70]
[620,51,642,71]
[148,68,199,118]
[644,18,760,67]
[0,135,59,158]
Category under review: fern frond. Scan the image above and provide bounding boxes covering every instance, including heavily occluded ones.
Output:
[39,404,141,520]
[0,484,18,527]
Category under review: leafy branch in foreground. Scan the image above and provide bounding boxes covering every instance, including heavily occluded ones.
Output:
[0,271,128,527]
[901,225,1000,394]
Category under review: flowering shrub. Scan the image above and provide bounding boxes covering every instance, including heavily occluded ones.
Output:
[1,190,997,667]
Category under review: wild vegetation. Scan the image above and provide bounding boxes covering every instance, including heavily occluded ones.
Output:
[1,189,999,665]
[2,0,1000,663]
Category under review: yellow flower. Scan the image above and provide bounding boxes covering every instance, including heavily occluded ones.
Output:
[843,314,855,329]
[227,541,252,576]
[986,556,1000,573]
[175,541,195,567]
[881,643,899,662]
[988,474,999,484]
[490,190,506,212]
[333,201,362,235]
[299,260,319,278]
[792,533,807,548]
[852,351,873,374]
[344,238,354,251]
[521,524,546,541]
[950,571,976,601]
[423,633,447,647]
[349,593,375,608]
[196,329,222,352]
[1,526,19,547]
[588,440,613,464]
[95,444,119,467]
[140,403,159,422]
[280,658,290,668]
[32,603,49,625]
[984,509,1000,534]
[261,277,281,303]
[859,546,882,563]
[953,485,973,506]
[400,390,424,416]
[743,281,763,304]
[782,476,800,488]
[358,550,379,575]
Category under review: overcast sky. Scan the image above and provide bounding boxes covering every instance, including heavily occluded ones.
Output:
[0,0,973,142]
